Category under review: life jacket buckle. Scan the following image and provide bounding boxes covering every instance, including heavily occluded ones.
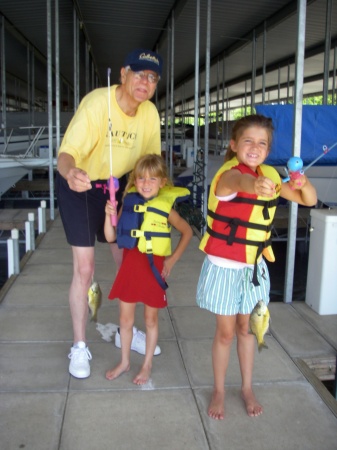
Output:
[134,205,147,213]
[131,229,143,238]
[145,240,153,254]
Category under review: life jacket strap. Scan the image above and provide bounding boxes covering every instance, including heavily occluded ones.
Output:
[252,243,265,287]
[208,209,273,233]
[206,226,272,287]
[228,197,279,220]
[206,225,272,249]
[146,253,168,290]
[130,230,171,254]
[134,204,169,219]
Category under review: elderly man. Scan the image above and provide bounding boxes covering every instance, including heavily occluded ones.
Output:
[56,49,163,378]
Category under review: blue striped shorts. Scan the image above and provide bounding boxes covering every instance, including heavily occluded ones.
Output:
[196,256,270,315]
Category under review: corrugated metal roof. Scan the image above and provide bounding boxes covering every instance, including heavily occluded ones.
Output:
[1,0,336,116]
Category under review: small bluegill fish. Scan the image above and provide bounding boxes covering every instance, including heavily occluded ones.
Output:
[249,300,270,352]
[88,281,102,323]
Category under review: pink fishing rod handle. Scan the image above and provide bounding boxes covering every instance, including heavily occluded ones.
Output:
[110,211,117,226]
[108,176,119,227]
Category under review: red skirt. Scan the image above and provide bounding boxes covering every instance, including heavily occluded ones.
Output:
[108,247,167,308]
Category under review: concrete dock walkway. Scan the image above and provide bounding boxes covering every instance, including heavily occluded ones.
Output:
[0,213,337,450]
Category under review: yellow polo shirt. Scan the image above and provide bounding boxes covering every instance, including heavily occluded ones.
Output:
[58,85,161,180]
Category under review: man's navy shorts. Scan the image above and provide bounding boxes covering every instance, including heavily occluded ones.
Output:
[56,172,127,247]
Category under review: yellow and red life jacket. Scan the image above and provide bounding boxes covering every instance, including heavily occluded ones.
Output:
[200,157,281,285]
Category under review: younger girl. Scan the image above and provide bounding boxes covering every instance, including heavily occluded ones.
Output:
[196,114,317,420]
[104,154,193,385]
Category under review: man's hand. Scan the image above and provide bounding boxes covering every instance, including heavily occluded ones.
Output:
[66,167,92,192]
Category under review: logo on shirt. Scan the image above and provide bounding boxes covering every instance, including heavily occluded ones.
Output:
[106,129,137,145]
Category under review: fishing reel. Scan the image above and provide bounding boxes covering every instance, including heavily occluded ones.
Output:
[282,156,304,183]
[107,176,120,192]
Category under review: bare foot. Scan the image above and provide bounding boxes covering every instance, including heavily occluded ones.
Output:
[105,362,130,381]
[133,365,151,385]
[241,388,263,417]
[208,390,225,420]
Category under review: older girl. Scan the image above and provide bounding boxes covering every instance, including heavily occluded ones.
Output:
[197,114,317,419]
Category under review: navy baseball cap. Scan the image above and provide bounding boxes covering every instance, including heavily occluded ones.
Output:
[124,49,163,77]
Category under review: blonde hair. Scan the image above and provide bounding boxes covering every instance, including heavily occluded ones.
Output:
[224,114,274,162]
[124,154,172,195]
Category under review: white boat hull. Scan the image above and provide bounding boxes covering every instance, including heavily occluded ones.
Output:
[0,157,57,199]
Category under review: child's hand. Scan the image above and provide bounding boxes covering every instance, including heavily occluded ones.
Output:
[288,173,307,190]
[161,257,174,279]
[105,199,117,216]
[254,176,276,198]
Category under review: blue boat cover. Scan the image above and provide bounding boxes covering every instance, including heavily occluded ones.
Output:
[255,105,337,166]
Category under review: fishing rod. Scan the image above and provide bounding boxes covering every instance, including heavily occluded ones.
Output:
[282,140,337,183]
[107,67,119,226]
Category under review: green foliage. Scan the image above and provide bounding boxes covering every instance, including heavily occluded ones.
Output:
[303,94,334,105]
[232,106,254,120]
[163,94,335,128]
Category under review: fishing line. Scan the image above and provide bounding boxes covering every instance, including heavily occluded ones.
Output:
[283,139,337,207]
[304,141,337,207]
[107,68,113,183]
[85,191,95,284]
[303,140,337,173]
[85,191,91,244]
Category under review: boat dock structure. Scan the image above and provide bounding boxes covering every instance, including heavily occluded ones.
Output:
[0,212,337,450]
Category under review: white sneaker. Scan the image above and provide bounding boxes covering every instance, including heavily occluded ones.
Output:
[115,327,161,356]
[68,341,92,378]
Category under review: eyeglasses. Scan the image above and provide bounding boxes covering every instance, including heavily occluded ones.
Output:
[128,69,159,84]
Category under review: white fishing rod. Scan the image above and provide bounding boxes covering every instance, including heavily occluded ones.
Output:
[107,67,119,226]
